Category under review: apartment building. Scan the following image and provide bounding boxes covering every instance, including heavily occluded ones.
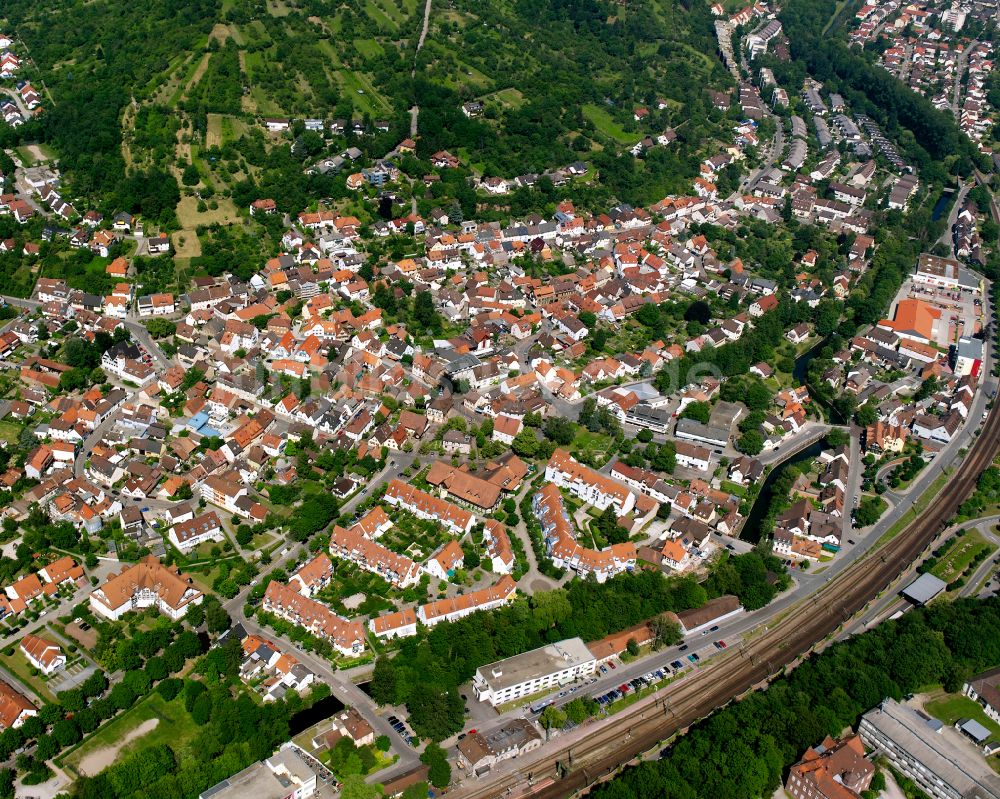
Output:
[168,511,224,552]
[329,523,421,588]
[544,449,635,514]
[368,608,418,640]
[383,479,476,535]
[417,575,517,627]
[786,733,874,799]
[262,580,365,657]
[533,482,636,583]
[859,699,1000,799]
[89,556,204,621]
[289,553,335,598]
[198,746,317,799]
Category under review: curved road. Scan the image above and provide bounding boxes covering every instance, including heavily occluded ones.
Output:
[446,318,998,799]
[451,371,1000,799]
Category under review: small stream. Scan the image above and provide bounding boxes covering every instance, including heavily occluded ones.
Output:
[288,694,346,737]
[793,336,848,424]
[740,437,828,543]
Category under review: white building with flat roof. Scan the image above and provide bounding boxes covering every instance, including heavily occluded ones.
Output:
[472,637,597,707]
[859,699,1000,799]
[199,745,316,799]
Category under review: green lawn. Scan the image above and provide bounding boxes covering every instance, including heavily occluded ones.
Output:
[484,87,525,110]
[570,429,617,467]
[316,562,408,616]
[379,508,456,561]
[363,1,399,31]
[0,420,21,444]
[61,693,200,777]
[876,470,951,546]
[931,529,994,582]
[924,690,1000,737]
[16,143,56,165]
[582,104,643,146]
[0,646,56,703]
[354,38,383,58]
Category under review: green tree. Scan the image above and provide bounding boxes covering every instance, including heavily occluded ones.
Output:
[401,781,429,799]
[191,691,213,725]
[420,742,452,788]
[181,163,200,185]
[413,291,440,331]
[597,505,629,545]
[679,401,711,424]
[736,430,764,456]
[511,428,540,458]
[539,705,568,738]
[340,774,384,799]
[543,416,576,445]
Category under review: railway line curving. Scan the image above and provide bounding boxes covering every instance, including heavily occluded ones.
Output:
[457,393,1000,799]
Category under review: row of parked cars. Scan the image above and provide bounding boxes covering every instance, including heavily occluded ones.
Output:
[386,714,417,747]
[592,662,687,706]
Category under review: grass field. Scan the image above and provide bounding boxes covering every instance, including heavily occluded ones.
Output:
[380,508,457,562]
[16,143,56,165]
[0,646,56,703]
[205,113,225,148]
[570,429,617,467]
[931,529,994,582]
[924,690,1000,737]
[876,470,951,546]
[488,88,525,108]
[172,229,203,259]
[61,693,200,777]
[582,104,643,146]
[0,420,21,444]
[354,38,384,58]
[363,2,400,31]
[176,196,241,229]
[316,40,392,115]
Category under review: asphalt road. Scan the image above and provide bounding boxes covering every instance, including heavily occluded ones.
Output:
[447,321,998,785]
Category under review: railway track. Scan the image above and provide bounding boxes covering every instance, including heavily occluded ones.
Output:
[458,392,1000,799]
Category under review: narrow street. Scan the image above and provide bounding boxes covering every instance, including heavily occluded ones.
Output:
[409,0,432,216]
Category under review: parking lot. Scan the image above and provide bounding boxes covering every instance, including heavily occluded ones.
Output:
[47,657,96,693]
[893,277,985,349]
[590,650,716,710]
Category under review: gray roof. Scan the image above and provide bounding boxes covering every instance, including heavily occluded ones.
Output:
[901,572,947,605]
[860,700,1000,799]
[475,637,594,693]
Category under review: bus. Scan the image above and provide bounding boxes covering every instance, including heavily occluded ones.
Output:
[530,698,555,714]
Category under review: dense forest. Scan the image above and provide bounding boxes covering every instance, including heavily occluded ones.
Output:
[592,597,1000,799]
[1,0,218,216]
